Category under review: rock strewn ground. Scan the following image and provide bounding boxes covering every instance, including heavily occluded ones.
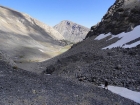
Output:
[0,58,139,105]
[42,35,140,92]
[44,48,140,91]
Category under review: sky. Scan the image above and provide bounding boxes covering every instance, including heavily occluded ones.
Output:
[0,0,115,28]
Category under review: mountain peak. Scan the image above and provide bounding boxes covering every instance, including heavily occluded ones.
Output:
[54,20,89,43]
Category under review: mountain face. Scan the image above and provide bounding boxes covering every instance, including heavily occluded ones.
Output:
[0,6,66,65]
[86,0,140,38]
[85,0,140,49]
[53,20,89,43]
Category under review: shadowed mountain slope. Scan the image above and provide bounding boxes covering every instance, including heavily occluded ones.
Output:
[0,6,68,71]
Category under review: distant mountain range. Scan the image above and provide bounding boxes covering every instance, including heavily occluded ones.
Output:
[54,20,89,43]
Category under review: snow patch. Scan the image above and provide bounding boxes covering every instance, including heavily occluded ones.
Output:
[103,25,140,49]
[94,33,111,40]
[39,49,44,53]
[100,85,140,104]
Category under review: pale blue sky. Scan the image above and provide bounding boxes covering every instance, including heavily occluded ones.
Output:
[0,0,115,28]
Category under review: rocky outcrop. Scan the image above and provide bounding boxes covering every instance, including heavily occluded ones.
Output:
[54,20,89,43]
[86,0,140,38]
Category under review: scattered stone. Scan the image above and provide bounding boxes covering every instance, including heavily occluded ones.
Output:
[45,65,55,74]
[32,89,36,94]
[115,64,122,70]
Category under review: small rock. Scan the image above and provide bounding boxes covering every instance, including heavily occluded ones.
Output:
[32,89,36,94]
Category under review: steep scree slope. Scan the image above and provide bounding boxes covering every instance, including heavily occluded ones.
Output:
[0,6,66,68]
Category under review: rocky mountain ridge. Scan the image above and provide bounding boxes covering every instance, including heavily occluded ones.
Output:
[54,20,89,43]
[86,0,140,38]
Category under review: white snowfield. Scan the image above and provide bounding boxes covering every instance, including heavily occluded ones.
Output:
[95,25,140,49]
[100,85,140,104]
[94,33,111,40]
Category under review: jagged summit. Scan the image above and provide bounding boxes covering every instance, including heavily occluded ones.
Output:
[54,20,89,43]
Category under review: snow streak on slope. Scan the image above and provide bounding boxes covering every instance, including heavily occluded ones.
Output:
[95,25,140,49]
[94,33,111,40]
[100,85,140,104]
